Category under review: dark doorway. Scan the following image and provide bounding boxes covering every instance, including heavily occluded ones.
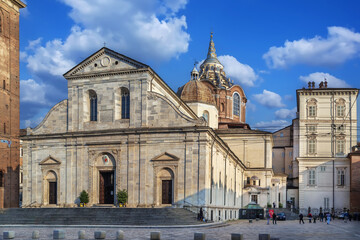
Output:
[99,171,114,204]
[49,182,57,204]
[162,180,172,204]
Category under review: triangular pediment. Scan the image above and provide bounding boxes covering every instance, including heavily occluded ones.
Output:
[39,155,62,165]
[151,152,179,162]
[63,47,149,79]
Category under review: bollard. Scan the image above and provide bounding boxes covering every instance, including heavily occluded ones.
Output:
[231,233,244,240]
[53,230,65,239]
[78,230,86,239]
[32,230,40,239]
[249,219,253,223]
[3,231,15,239]
[94,231,106,239]
[116,230,124,240]
[194,232,206,240]
[150,231,161,240]
[259,234,270,240]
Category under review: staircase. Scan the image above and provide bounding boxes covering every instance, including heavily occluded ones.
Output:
[0,208,203,225]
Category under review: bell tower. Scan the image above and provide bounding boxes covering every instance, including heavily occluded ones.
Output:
[0,0,26,208]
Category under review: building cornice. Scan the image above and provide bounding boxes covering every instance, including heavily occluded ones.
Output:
[11,0,26,8]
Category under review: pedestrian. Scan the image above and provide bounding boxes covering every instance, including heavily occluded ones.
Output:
[313,214,317,223]
[273,202,276,208]
[266,211,270,225]
[299,213,305,224]
[308,213,312,223]
[344,212,348,223]
[272,212,277,224]
[326,213,331,224]
[199,207,203,221]
[319,212,324,222]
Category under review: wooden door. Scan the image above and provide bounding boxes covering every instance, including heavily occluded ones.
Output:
[162,180,172,204]
[49,182,57,204]
[99,171,114,204]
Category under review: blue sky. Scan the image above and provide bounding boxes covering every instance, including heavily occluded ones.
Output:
[19,0,360,136]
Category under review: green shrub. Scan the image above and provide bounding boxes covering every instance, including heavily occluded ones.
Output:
[267,203,272,208]
[117,189,128,205]
[79,190,89,204]
[279,202,283,208]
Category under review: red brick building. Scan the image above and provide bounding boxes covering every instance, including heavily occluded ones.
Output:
[349,143,360,212]
[0,0,26,208]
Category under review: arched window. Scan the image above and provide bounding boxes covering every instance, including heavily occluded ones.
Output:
[202,110,209,125]
[307,98,317,117]
[121,87,130,119]
[233,92,240,116]
[335,98,346,118]
[89,90,97,121]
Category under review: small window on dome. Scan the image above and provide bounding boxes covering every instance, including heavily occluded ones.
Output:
[203,111,209,126]
[233,93,240,116]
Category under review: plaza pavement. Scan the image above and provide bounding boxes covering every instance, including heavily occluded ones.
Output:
[1,219,360,240]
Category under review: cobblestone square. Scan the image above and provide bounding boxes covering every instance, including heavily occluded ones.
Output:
[1,219,360,240]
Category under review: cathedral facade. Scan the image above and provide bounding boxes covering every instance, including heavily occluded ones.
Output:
[21,35,286,221]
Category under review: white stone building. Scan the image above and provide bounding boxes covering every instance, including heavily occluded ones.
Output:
[21,36,286,221]
[295,82,358,211]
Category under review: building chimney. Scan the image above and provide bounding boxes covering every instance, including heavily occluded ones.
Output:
[311,81,315,88]
[324,80,328,88]
[308,82,311,88]
[319,81,323,88]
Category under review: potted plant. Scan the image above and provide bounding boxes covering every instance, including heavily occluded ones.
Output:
[117,189,128,207]
[79,190,89,207]
[279,202,283,208]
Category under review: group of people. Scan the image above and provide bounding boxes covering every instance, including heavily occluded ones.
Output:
[299,212,332,224]
[265,211,277,225]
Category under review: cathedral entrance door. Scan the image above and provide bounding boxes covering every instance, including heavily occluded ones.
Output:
[49,182,57,204]
[162,180,172,204]
[99,171,114,204]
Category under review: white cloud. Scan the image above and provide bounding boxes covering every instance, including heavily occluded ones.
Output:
[217,55,258,87]
[246,99,256,112]
[22,0,190,78]
[275,107,297,119]
[263,26,360,69]
[20,79,48,105]
[299,72,351,88]
[253,120,290,132]
[24,117,44,128]
[253,90,285,108]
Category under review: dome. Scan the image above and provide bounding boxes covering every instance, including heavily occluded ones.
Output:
[179,80,216,106]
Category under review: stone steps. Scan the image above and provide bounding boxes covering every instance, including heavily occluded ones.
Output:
[0,208,203,225]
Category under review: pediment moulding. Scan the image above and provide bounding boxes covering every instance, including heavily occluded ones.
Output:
[39,155,61,165]
[63,47,149,79]
[151,152,179,162]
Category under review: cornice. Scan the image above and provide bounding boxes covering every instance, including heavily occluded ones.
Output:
[65,68,149,80]
[11,0,26,8]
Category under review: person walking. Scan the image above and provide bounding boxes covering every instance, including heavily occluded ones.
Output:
[299,213,305,224]
[326,213,331,224]
[272,212,277,224]
[266,211,271,225]
[319,212,324,222]
[273,202,276,208]
[308,213,312,223]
